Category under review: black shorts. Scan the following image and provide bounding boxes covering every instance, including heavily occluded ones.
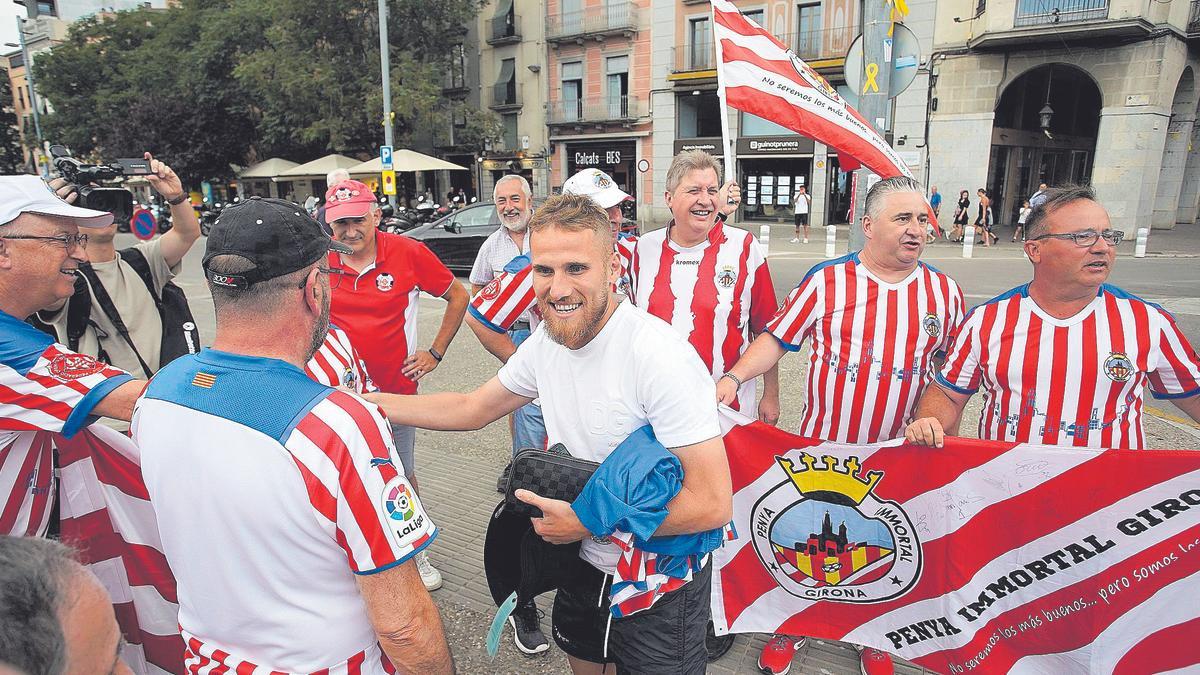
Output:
[794,213,809,227]
[552,559,712,674]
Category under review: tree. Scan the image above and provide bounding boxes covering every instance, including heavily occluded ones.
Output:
[0,70,27,173]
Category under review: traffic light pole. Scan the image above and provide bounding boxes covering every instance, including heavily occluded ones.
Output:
[377,0,396,208]
[16,16,45,175]
[848,1,893,252]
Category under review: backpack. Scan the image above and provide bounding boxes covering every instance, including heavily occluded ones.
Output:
[28,247,200,377]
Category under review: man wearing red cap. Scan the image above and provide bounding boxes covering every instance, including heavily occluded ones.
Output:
[324,179,469,591]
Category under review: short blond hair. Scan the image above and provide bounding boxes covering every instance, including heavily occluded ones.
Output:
[528,193,614,253]
[666,149,723,192]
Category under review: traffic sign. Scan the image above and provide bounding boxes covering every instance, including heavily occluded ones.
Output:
[381,170,396,196]
[844,23,921,99]
[131,207,157,241]
[380,145,394,170]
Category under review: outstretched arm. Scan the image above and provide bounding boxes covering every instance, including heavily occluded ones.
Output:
[364,376,529,431]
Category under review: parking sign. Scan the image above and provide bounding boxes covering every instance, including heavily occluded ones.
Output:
[380,145,393,170]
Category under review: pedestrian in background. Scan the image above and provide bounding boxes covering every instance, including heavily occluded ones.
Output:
[952,189,970,242]
[1014,199,1031,242]
[976,188,997,247]
[789,184,811,243]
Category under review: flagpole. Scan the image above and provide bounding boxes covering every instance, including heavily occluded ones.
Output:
[711,2,737,189]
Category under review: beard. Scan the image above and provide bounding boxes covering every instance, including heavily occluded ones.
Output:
[500,210,529,232]
[539,290,611,349]
[305,293,332,362]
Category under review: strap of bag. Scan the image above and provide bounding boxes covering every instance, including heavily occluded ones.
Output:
[77,263,153,378]
[118,247,162,305]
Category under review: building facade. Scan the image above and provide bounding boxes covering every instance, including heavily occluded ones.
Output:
[929,0,1200,232]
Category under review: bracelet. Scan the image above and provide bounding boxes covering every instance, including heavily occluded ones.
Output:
[428,347,443,362]
[166,192,189,206]
[721,371,742,387]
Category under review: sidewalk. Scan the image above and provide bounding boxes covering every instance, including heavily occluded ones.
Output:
[417,444,933,675]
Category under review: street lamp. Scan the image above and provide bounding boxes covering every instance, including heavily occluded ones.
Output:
[1038,103,1054,131]
[6,16,46,175]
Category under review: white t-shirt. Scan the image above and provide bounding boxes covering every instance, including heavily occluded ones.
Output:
[793,192,811,215]
[498,300,721,572]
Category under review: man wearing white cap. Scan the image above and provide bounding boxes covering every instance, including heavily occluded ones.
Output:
[0,175,145,537]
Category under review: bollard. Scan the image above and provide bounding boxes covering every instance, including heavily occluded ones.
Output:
[759,224,771,257]
[1134,228,1149,258]
[825,225,837,258]
[962,226,975,259]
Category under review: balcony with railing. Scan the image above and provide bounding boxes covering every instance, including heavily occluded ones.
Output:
[547,95,642,125]
[670,24,859,78]
[490,82,522,111]
[547,2,638,43]
[1013,0,1108,26]
[488,12,521,45]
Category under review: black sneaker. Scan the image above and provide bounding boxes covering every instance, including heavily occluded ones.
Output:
[508,601,549,655]
[706,619,736,662]
[496,462,512,494]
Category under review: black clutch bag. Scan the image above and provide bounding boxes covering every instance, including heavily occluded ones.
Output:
[504,445,599,518]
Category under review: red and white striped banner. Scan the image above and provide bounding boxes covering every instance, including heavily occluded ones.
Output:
[55,425,183,675]
[713,409,1200,674]
[712,0,911,179]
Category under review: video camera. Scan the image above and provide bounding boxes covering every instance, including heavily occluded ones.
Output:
[49,144,153,226]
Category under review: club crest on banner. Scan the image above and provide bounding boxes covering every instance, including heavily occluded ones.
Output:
[787,52,842,104]
[751,451,921,603]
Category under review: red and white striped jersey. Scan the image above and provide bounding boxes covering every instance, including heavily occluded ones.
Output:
[767,253,965,443]
[135,350,435,674]
[1,309,132,537]
[630,221,777,408]
[938,283,1200,449]
[305,324,377,394]
[468,234,639,333]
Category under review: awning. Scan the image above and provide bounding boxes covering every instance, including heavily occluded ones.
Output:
[278,153,361,178]
[349,150,470,174]
[238,157,300,179]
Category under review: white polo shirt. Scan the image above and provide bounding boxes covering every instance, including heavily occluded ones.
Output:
[134,349,435,674]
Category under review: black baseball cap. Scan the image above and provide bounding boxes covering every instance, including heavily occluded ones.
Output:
[202,197,352,289]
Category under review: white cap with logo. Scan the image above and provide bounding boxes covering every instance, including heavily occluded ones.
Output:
[562,168,632,209]
[0,175,114,228]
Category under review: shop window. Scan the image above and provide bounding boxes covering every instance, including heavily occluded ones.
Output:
[677,91,722,138]
[740,111,793,136]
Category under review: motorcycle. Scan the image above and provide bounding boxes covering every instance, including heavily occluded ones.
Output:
[199,202,223,237]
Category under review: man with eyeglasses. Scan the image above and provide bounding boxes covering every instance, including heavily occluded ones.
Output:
[133,197,453,674]
[324,178,469,591]
[0,175,144,537]
[906,184,1200,449]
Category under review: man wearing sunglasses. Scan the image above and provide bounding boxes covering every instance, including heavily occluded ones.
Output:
[906,184,1200,449]
[0,175,145,538]
[324,179,470,592]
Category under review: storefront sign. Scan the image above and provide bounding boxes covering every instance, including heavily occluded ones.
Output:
[482,157,545,171]
[673,139,721,155]
[565,140,639,217]
[736,136,815,155]
[574,150,624,166]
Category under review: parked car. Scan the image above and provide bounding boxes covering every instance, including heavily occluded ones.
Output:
[403,199,543,274]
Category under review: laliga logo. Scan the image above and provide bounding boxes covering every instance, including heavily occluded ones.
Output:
[751,451,921,603]
[384,481,416,522]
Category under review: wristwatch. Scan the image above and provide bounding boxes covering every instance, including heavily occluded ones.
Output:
[166,192,189,206]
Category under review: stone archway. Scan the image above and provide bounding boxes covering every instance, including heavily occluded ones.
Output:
[1176,69,1200,227]
[1152,67,1196,230]
[987,64,1102,227]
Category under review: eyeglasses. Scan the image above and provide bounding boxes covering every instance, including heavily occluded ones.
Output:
[0,233,88,249]
[1030,229,1124,248]
[299,266,345,290]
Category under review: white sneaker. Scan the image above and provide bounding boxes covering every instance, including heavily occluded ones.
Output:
[415,550,443,591]
[789,237,800,243]
[802,237,809,243]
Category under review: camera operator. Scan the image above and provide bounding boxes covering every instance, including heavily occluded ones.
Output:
[35,152,201,378]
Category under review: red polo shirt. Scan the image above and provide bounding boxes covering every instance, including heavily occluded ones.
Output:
[328,231,455,394]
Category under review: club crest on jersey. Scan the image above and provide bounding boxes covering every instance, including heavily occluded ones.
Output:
[341,367,358,389]
[751,452,921,603]
[376,273,394,292]
[922,313,941,338]
[1104,352,1134,383]
[716,265,738,289]
[481,277,503,301]
[48,353,104,381]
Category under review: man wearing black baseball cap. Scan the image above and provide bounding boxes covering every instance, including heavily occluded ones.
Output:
[132,197,454,674]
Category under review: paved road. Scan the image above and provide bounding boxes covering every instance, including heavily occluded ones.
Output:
[137,222,1200,674]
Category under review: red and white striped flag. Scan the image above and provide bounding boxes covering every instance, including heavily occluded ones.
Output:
[712,0,911,179]
[55,425,183,675]
[713,408,1200,673]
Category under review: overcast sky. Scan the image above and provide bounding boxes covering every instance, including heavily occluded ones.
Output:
[1,4,25,56]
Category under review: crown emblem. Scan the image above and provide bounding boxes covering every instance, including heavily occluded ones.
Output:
[778,453,882,505]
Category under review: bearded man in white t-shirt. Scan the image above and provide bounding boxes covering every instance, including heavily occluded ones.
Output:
[370,193,732,675]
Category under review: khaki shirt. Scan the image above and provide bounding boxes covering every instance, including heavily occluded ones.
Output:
[41,238,180,378]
